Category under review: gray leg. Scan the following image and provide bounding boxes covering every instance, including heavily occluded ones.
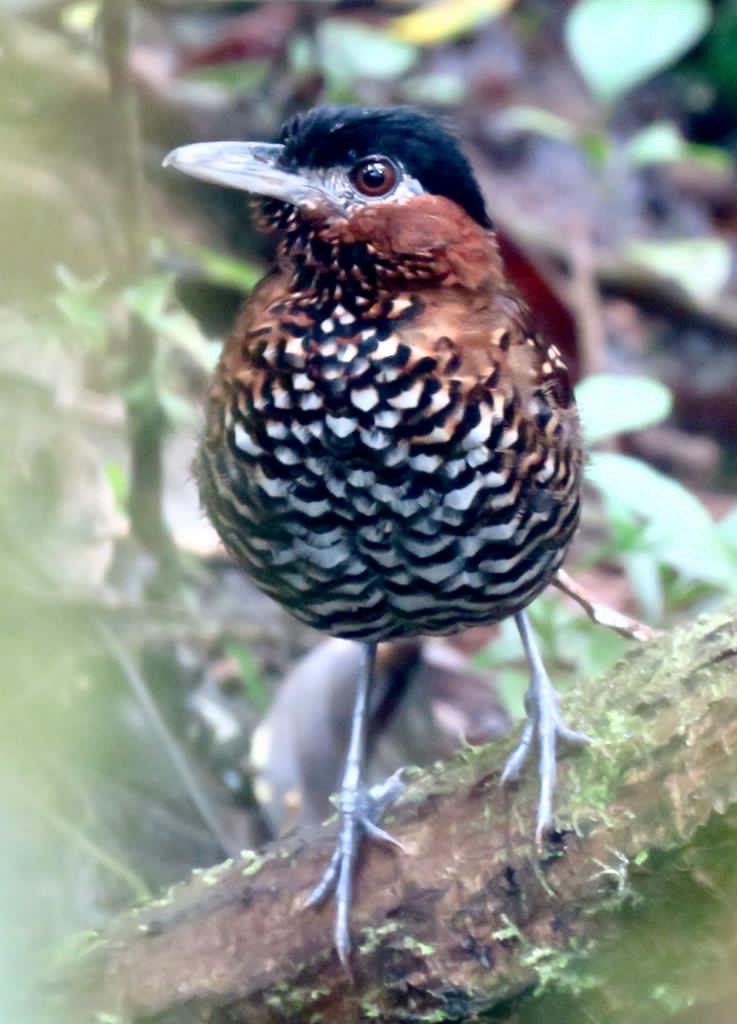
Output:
[501,611,589,842]
[305,641,404,974]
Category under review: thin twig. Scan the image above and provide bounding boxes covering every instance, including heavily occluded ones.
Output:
[96,620,238,857]
[554,569,663,643]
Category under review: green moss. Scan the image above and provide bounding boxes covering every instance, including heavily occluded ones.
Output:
[402,935,436,956]
[199,857,234,886]
[263,978,329,1018]
[492,914,524,944]
[358,919,402,955]
[359,998,383,1020]
[241,849,266,877]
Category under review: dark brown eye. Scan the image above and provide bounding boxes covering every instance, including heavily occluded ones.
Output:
[350,156,399,197]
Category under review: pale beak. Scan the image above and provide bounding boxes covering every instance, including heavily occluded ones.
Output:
[162,141,326,207]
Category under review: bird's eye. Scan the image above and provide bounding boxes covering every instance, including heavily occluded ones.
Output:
[350,156,399,198]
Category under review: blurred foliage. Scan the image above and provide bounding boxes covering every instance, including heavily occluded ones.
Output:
[565,0,712,105]
[0,0,736,1019]
[391,0,517,45]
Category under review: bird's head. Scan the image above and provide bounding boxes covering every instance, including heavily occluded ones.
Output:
[164,106,497,288]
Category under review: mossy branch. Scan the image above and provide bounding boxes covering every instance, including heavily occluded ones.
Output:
[60,605,737,1023]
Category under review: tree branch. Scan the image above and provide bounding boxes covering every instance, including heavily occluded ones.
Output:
[102,0,178,578]
[60,605,737,1022]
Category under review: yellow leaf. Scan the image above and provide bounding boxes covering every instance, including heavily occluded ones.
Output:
[391,0,517,46]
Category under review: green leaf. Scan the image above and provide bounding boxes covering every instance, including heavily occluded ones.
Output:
[496,105,577,142]
[54,266,107,350]
[318,19,417,82]
[158,388,195,428]
[626,121,685,165]
[124,272,217,371]
[60,1,99,33]
[576,374,673,445]
[183,61,270,93]
[682,142,732,174]
[624,237,732,302]
[188,245,262,293]
[124,272,169,323]
[625,122,732,172]
[623,550,664,622]
[401,72,467,107]
[718,507,737,554]
[391,0,516,45]
[579,129,610,167]
[225,641,268,712]
[565,0,711,105]
[587,452,733,588]
[104,462,129,511]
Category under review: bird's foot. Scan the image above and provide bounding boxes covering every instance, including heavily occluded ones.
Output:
[502,613,589,844]
[305,768,406,975]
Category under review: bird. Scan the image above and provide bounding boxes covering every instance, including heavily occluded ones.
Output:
[164,105,587,972]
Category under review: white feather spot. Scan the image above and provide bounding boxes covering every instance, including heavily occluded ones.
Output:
[233,422,261,457]
[300,392,321,411]
[320,339,337,357]
[414,559,459,584]
[390,297,413,315]
[326,414,357,438]
[429,389,451,413]
[462,404,494,449]
[291,495,329,517]
[374,408,401,429]
[360,427,390,450]
[257,471,288,499]
[265,420,288,440]
[410,452,441,473]
[466,447,488,468]
[284,337,305,365]
[446,478,481,511]
[325,475,347,499]
[484,469,508,488]
[402,534,455,557]
[348,468,375,488]
[418,424,451,444]
[444,458,465,479]
[371,483,394,503]
[275,446,298,465]
[388,380,423,410]
[292,422,309,444]
[389,591,433,613]
[351,386,380,412]
[501,425,519,448]
[374,335,398,359]
[367,547,400,569]
[303,543,350,570]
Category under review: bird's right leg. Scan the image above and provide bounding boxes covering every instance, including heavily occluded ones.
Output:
[501,610,589,841]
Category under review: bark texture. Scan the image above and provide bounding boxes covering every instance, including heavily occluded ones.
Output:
[61,606,737,1023]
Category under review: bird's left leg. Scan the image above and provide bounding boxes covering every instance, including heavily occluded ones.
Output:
[501,610,589,841]
[305,641,404,974]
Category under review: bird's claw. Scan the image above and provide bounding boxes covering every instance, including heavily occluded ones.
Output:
[305,770,406,973]
[502,615,590,846]
[502,703,590,842]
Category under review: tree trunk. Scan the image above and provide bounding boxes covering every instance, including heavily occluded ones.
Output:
[59,605,737,1023]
